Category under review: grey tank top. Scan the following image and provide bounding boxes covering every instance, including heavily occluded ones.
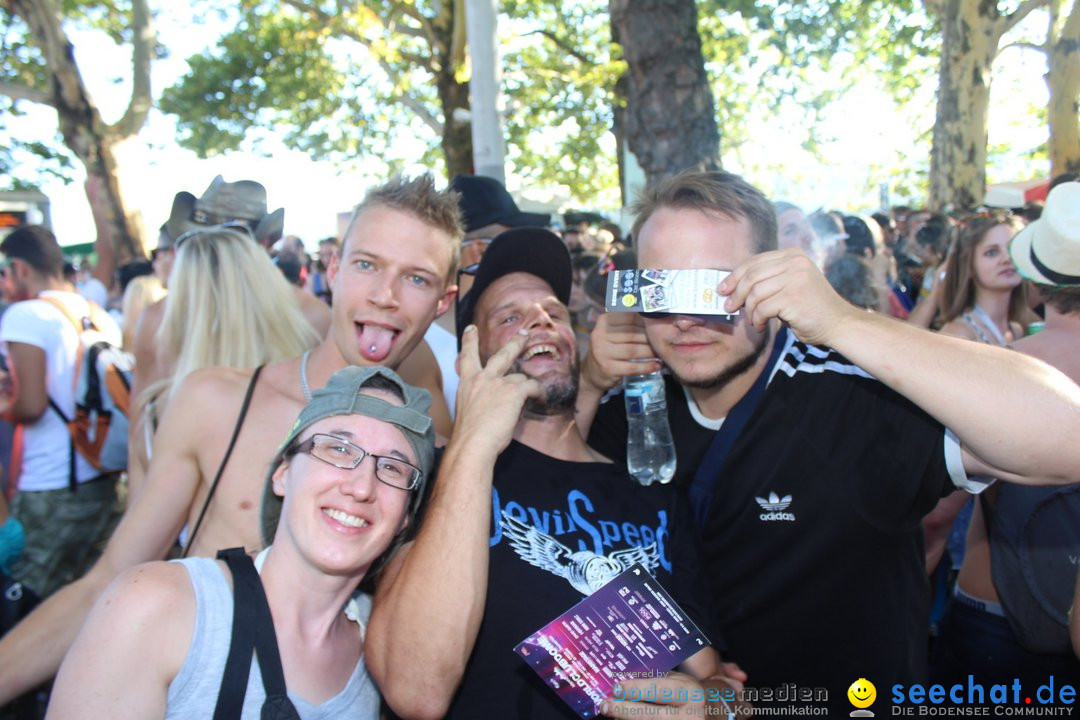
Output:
[165,557,379,719]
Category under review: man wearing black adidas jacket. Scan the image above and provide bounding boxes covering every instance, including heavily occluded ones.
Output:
[578,171,1080,717]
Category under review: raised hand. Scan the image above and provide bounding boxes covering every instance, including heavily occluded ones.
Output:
[453,325,542,456]
[720,248,857,346]
[581,312,661,394]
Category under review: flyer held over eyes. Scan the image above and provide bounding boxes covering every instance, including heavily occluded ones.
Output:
[604,268,737,320]
[514,564,710,719]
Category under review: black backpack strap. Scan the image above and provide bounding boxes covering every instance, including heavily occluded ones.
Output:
[214,548,257,720]
[47,397,77,492]
[183,366,265,557]
[213,548,301,720]
[83,342,106,410]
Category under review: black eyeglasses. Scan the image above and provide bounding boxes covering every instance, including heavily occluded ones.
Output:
[287,433,421,490]
[173,222,254,249]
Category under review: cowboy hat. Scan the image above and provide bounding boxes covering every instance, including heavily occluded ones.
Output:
[161,176,285,247]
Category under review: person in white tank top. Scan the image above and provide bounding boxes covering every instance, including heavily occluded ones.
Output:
[46,366,435,720]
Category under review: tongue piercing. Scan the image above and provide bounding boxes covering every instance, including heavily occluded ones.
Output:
[369,344,377,354]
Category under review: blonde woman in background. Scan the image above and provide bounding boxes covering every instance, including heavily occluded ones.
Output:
[128,227,319,501]
[120,275,166,351]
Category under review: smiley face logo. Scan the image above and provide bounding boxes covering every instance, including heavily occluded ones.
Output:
[848,678,876,711]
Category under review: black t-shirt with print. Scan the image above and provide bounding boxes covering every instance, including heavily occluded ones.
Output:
[444,440,716,720]
[588,336,954,715]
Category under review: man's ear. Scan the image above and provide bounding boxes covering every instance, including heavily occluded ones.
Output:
[436,284,458,319]
[326,245,342,287]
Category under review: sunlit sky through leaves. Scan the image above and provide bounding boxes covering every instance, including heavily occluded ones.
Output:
[9,4,1052,251]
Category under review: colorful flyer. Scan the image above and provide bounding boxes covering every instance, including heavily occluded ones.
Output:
[604,268,737,321]
[514,564,710,719]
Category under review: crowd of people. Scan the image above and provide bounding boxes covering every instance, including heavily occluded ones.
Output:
[0,167,1077,719]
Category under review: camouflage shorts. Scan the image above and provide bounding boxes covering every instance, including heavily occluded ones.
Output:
[10,475,122,599]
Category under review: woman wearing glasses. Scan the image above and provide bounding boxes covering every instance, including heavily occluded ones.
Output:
[46,366,433,720]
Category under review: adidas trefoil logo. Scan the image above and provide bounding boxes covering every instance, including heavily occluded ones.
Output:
[755,491,796,522]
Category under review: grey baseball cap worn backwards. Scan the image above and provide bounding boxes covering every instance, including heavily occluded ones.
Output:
[260,366,435,545]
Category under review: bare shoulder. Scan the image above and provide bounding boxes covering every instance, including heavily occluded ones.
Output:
[102,561,195,619]
[49,561,195,717]
[156,358,303,464]
[1014,330,1080,385]
[134,298,166,343]
[153,368,263,457]
[178,358,302,402]
[85,561,196,672]
[179,366,260,401]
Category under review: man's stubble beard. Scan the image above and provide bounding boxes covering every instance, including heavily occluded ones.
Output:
[672,325,772,390]
[512,353,581,418]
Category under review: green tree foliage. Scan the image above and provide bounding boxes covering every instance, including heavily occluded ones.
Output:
[500,0,623,204]
[1,3,73,188]
[2,0,157,266]
[161,0,467,176]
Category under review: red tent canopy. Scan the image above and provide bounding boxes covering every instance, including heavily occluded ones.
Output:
[983,178,1050,208]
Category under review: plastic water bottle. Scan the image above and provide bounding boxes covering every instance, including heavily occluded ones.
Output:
[624,371,677,485]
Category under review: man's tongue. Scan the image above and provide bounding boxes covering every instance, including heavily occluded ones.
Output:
[358,324,395,362]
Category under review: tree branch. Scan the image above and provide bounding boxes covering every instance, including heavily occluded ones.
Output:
[0,80,55,106]
[997,39,1048,56]
[1002,0,1050,36]
[280,0,369,46]
[922,0,945,19]
[450,0,467,70]
[391,1,437,51]
[396,93,443,134]
[523,29,594,65]
[110,0,153,139]
[281,0,433,71]
[1061,0,1080,45]
[10,0,85,113]
[397,50,429,67]
[391,24,424,40]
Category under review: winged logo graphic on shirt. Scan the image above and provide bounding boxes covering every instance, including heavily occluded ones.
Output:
[500,511,660,594]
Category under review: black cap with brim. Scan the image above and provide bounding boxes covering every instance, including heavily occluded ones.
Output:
[455,227,572,349]
[449,175,550,232]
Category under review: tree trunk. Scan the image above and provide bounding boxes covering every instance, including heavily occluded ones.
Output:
[613,73,629,207]
[8,0,152,277]
[436,69,474,178]
[929,0,1003,211]
[609,0,720,187]
[431,0,473,179]
[1047,0,1080,176]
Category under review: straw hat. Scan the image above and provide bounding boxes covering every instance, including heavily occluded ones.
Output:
[1009,182,1080,286]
